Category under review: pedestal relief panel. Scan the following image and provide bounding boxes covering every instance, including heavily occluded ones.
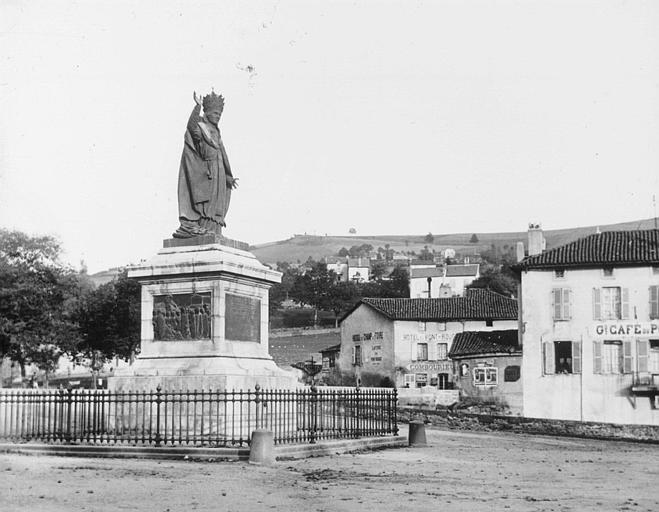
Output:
[225,293,261,342]
[153,292,212,341]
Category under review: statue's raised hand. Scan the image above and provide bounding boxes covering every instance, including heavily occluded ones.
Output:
[193,91,202,106]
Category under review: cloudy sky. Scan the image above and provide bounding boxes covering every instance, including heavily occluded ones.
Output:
[1,0,658,273]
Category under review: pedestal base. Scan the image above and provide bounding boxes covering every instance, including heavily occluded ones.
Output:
[109,355,299,391]
[108,239,299,392]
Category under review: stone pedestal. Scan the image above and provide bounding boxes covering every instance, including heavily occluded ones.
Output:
[109,236,298,391]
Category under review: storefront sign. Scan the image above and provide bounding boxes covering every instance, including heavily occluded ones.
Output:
[408,361,452,372]
[592,322,659,337]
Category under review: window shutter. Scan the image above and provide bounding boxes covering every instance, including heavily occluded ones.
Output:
[592,288,601,320]
[543,341,555,375]
[637,339,649,373]
[593,340,602,374]
[552,289,561,320]
[622,340,633,374]
[621,288,630,319]
[351,346,356,365]
[572,340,582,374]
[563,289,571,320]
[650,286,659,320]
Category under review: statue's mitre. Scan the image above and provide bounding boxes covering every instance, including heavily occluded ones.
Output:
[203,91,225,112]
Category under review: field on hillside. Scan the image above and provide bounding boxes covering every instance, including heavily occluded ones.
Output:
[269,330,340,367]
[251,217,659,264]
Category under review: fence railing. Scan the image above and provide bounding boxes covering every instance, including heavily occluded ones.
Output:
[0,385,398,447]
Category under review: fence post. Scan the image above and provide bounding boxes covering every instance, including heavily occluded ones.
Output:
[355,385,361,438]
[309,385,318,444]
[393,388,399,436]
[254,384,261,430]
[155,385,162,448]
[66,386,73,443]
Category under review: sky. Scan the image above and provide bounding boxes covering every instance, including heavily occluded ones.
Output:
[1,0,658,273]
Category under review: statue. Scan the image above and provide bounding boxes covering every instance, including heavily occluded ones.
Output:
[173,91,238,238]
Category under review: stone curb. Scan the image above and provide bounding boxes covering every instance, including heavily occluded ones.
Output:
[0,436,407,462]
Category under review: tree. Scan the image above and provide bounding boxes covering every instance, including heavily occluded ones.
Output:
[469,233,479,243]
[337,247,349,257]
[424,232,435,244]
[289,262,337,326]
[467,265,518,298]
[370,260,387,281]
[76,269,141,364]
[419,245,434,261]
[378,266,409,298]
[0,229,83,385]
[326,282,359,327]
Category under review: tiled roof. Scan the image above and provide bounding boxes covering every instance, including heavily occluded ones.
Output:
[449,330,520,358]
[356,289,517,322]
[348,258,370,267]
[410,267,443,279]
[517,229,659,270]
[320,343,341,354]
[445,264,479,277]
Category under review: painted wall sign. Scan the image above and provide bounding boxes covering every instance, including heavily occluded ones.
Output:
[592,322,659,337]
[402,332,455,343]
[352,331,384,342]
[408,361,452,372]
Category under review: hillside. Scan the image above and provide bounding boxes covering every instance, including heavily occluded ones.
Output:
[251,217,659,265]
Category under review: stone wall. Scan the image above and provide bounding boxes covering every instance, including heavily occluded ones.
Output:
[399,406,659,443]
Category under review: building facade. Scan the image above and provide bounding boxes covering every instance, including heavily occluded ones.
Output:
[337,289,518,389]
[448,330,522,414]
[517,229,659,425]
[409,264,480,298]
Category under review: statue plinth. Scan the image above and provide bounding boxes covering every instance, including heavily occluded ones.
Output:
[109,240,298,391]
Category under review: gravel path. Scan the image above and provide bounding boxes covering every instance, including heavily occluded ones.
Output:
[1,428,658,512]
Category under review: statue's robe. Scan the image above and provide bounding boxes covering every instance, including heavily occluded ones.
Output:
[177,104,233,233]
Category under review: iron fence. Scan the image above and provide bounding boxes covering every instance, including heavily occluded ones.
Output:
[0,385,398,447]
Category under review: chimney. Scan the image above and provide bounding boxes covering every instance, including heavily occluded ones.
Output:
[527,223,546,256]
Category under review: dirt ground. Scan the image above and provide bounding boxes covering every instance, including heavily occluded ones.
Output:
[1,427,658,512]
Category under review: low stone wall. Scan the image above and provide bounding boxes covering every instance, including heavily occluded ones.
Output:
[399,407,659,443]
[397,389,459,408]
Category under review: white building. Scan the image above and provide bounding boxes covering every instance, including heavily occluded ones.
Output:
[347,258,370,283]
[517,228,659,425]
[409,264,480,298]
[337,289,518,390]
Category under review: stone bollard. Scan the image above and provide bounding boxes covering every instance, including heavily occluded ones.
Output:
[249,429,275,465]
[408,420,427,446]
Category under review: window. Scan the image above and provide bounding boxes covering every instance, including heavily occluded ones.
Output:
[504,365,521,382]
[543,340,581,375]
[602,341,622,374]
[593,340,632,374]
[460,363,469,377]
[416,343,428,361]
[601,287,621,319]
[602,267,614,278]
[403,373,415,388]
[593,287,629,320]
[353,345,362,366]
[653,266,659,275]
[436,343,448,360]
[554,269,565,279]
[473,367,498,386]
[485,319,493,327]
[650,286,659,320]
[418,321,426,332]
[415,373,428,387]
[650,340,659,373]
[552,288,571,321]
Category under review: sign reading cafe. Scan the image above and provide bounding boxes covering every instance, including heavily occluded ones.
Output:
[592,322,659,337]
